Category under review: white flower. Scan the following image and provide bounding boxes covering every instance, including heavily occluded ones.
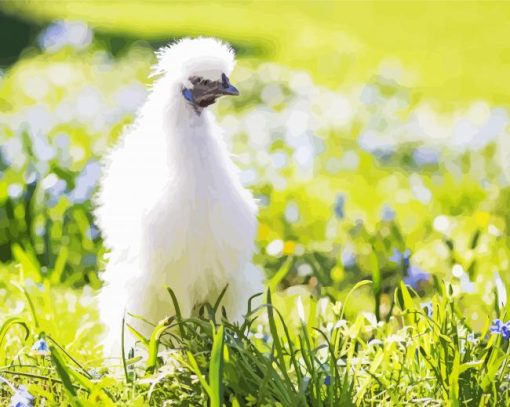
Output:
[296,296,306,323]
[30,338,50,356]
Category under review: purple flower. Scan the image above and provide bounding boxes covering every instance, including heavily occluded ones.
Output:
[391,249,430,288]
[404,265,430,289]
[490,319,510,340]
[324,375,331,385]
[10,385,34,407]
[390,248,411,270]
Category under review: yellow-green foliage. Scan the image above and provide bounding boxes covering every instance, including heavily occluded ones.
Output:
[2,1,510,106]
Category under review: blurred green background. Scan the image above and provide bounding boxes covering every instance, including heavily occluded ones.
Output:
[1,0,510,335]
[3,1,510,107]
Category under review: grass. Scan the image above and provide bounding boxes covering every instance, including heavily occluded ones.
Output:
[1,266,510,406]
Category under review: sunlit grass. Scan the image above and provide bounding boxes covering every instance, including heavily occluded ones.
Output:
[1,262,509,405]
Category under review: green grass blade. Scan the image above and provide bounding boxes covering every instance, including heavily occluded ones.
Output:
[166,286,185,338]
[12,243,41,283]
[47,335,93,379]
[267,256,293,292]
[126,323,150,347]
[186,351,211,395]
[50,245,69,285]
[121,313,130,384]
[11,281,40,329]
[213,284,229,316]
[209,324,225,407]
[340,280,372,320]
[265,289,295,388]
[369,250,381,320]
[146,318,172,373]
[0,317,30,361]
[49,345,79,402]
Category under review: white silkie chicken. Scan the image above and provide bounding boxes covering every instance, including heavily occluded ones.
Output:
[94,37,263,356]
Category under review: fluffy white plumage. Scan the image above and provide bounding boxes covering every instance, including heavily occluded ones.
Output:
[94,37,263,356]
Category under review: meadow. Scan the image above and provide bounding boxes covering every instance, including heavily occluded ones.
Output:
[1,3,510,406]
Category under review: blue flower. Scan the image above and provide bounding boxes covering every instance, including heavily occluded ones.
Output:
[390,248,411,270]
[390,249,430,289]
[466,333,478,344]
[10,385,34,407]
[341,248,356,268]
[404,265,430,290]
[381,204,396,222]
[490,319,510,340]
[31,338,50,356]
[324,375,331,385]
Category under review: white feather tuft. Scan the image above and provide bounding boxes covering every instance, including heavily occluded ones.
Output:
[150,37,236,81]
[94,37,263,358]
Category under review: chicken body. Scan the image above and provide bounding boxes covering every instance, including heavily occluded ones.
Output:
[94,38,263,356]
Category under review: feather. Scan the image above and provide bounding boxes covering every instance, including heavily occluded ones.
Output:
[94,37,263,357]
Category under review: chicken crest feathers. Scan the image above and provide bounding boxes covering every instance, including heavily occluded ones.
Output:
[151,37,236,81]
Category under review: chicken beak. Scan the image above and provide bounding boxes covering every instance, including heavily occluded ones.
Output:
[220,73,239,96]
[222,84,239,96]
